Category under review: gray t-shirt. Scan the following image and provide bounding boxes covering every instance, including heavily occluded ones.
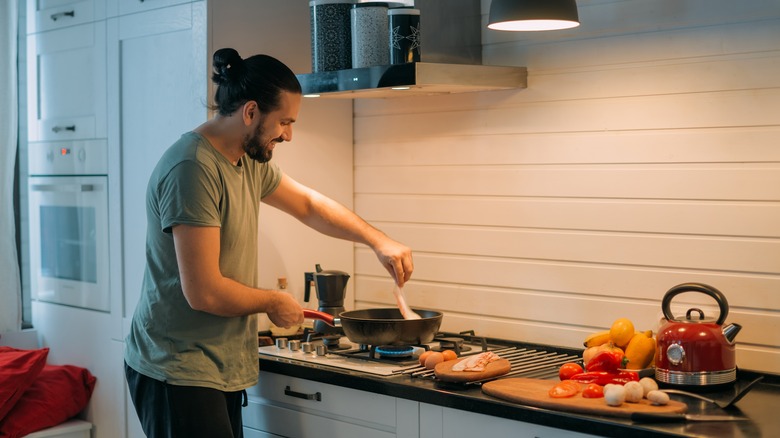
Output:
[125,131,282,391]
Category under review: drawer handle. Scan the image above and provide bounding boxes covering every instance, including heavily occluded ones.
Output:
[31,184,96,193]
[52,125,76,133]
[50,11,75,21]
[284,386,321,402]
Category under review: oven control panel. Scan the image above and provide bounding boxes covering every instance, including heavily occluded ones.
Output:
[28,139,108,176]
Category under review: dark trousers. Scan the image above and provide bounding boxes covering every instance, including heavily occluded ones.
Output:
[125,362,246,438]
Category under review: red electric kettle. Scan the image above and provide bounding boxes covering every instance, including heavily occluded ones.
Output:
[655,283,741,388]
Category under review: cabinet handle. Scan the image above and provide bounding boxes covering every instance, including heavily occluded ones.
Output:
[284,385,322,402]
[31,184,96,193]
[50,11,75,21]
[52,125,76,133]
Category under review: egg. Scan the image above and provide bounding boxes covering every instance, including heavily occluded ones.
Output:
[424,351,445,370]
[441,350,458,361]
[418,351,434,366]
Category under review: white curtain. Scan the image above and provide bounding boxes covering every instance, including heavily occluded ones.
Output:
[0,0,22,333]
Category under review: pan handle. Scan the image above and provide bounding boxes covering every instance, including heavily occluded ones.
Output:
[303,309,341,327]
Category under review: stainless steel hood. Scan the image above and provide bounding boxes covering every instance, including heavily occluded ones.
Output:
[296,62,527,99]
[297,0,527,99]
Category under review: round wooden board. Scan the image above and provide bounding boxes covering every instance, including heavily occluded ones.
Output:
[434,358,511,383]
[482,378,687,418]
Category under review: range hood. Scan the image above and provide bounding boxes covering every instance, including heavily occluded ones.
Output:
[297,0,527,99]
[297,62,527,99]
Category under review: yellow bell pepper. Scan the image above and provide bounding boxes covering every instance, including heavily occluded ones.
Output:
[623,330,656,370]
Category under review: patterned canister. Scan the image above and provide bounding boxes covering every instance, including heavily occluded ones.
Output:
[351,2,390,68]
[310,0,354,72]
[388,8,420,64]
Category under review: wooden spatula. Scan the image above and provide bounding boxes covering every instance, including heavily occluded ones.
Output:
[393,284,421,320]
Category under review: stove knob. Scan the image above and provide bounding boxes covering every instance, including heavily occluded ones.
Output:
[315,345,327,356]
[275,338,288,349]
[666,342,686,366]
[288,340,301,351]
[301,342,314,353]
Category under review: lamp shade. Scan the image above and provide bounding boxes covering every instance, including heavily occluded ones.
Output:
[488,0,580,31]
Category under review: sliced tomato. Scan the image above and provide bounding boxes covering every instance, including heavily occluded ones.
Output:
[548,380,581,398]
[582,383,604,398]
[559,362,584,380]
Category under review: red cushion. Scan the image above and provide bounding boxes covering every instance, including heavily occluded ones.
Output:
[0,364,96,438]
[0,347,49,422]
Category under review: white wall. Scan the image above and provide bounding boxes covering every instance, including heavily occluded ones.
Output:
[351,0,780,374]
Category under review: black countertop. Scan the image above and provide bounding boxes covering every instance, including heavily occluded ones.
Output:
[257,355,780,437]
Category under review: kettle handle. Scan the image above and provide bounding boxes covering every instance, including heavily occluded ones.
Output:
[662,283,729,325]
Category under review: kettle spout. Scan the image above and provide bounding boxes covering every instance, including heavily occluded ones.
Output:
[723,323,742,344]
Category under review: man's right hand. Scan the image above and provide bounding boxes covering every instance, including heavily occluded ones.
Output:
[267,291,305,328]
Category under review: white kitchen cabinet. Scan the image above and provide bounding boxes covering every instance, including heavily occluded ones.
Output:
[243,429,281,438]
[107,0,194,17]
[246,372,602,438]
[106,1,207,338]
[419,403,599,438]
[244,371,418,438]
[106,5,207,436]
[27,0,106,34]
[26,21,107,143]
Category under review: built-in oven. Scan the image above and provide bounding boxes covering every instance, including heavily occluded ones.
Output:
[28,139,110,312]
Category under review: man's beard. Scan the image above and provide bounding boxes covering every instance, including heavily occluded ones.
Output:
[243,122,283,163]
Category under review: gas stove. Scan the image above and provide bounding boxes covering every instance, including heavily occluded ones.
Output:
[258,330,582,382]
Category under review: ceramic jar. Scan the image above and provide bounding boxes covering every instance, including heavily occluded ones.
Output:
[309,0,354,72]
[351,2,390,68]
[388,7,420,64]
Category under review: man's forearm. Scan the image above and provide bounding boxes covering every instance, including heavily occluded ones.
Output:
[301,190,387,248]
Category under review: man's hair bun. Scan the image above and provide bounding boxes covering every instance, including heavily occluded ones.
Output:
[211,48,245,85]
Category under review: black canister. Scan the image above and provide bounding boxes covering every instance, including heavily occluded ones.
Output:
[351,2,390,68]
[310,0,354,72]
[388,8,420,64]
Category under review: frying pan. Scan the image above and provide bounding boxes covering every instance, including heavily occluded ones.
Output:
[303,308,443,346]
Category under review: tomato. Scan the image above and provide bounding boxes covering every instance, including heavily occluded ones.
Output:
[569,370,639,386]
[582,383,604,399]
[559,362,584,380]
[549,380,581,398]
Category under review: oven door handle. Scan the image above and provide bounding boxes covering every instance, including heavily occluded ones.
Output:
[30,184,98,193]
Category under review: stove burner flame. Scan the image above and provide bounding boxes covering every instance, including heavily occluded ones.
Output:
[375,345,415,358]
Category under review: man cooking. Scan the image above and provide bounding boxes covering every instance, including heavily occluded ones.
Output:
[124,48,413,437]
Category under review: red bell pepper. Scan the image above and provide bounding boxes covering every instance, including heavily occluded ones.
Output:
[585,350,627,372]
[568,370,639,386]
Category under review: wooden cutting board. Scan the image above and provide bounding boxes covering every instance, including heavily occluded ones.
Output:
[482,378,687,418]
[434,358,511,383]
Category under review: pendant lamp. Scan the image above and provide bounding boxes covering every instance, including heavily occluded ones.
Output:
[488,0,580,31]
